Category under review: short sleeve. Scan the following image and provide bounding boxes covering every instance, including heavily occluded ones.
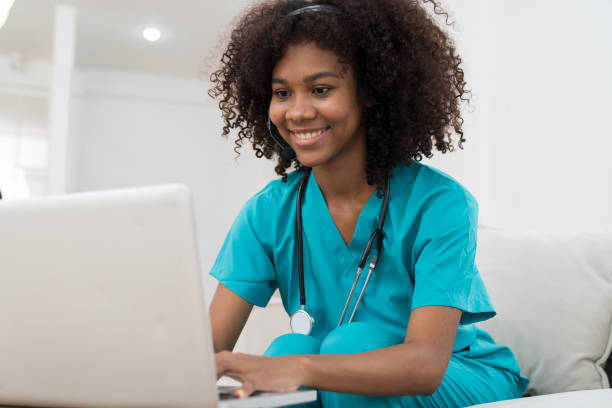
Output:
[209,194,277,307]
[411,189,495,325]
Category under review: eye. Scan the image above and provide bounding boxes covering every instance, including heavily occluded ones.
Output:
[273,89,290,100]
[313,87,331,96]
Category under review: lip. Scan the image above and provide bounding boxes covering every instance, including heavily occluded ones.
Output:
[289,126,330,147]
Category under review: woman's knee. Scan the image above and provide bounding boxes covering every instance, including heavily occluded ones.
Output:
[416,356,521,407]
[263,333,322,357]
[319,322,404,355]
[321,391,415,408]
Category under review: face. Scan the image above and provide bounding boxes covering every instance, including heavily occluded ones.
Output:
[269,42,365,170]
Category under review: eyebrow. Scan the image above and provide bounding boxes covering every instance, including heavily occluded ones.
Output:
[272,71,340,85]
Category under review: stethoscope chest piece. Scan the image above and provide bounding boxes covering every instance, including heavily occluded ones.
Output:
[290,308,314,335]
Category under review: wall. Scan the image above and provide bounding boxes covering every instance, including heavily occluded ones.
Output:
[0,56,52,199]
[482,0,612,233]
[426,0,612,233]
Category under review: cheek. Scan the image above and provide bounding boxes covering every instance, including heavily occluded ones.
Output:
[315,101,343,124]
[318,94,361,127]
[268,103,284,129]
[325,106,361,131]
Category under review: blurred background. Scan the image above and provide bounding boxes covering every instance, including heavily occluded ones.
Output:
[1,0,611,350]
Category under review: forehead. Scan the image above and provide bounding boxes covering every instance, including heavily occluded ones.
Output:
[272,42,347,79]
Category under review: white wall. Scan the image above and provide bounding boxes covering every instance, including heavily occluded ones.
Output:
[425,0,612,233]
[486,0,612,233]
[0,55,50,96]
[0,55,51,198]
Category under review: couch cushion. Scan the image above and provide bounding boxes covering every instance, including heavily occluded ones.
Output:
[475,227,612,395]
[467,389,612,407]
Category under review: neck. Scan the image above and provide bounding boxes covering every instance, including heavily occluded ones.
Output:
[311,149,376,206]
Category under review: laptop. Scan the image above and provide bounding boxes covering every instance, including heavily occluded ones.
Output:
[0,184,316,408]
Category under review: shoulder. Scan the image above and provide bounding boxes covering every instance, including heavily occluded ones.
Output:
[392,161,478,224]
[394,161,473,197]
[241,170,303,217]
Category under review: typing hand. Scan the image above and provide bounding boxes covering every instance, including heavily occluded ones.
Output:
[215,351,308,398]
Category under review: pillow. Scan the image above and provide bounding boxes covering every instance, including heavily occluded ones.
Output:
[475,227,612,395]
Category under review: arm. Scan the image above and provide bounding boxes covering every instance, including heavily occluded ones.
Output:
[301,305,461,395]
[216,305,461,397]
[209,283,254,353]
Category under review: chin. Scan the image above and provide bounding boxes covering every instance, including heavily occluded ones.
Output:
[295,153,328,169]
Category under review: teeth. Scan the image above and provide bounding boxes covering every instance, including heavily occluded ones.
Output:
[293,128,326,140]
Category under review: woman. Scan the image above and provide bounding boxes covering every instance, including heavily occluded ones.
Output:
[208,0,529,406]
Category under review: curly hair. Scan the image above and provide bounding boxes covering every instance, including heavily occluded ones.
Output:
[208,0,470,187]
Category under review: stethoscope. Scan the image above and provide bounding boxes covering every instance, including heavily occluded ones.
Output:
[266,114,391,335]
[289,167,390,335]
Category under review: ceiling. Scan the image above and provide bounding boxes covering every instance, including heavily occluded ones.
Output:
[0,0,254,78]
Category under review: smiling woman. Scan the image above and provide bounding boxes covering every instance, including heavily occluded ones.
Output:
[207,1,529,407]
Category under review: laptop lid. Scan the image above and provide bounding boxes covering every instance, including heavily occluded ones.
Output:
[0,184,218,407]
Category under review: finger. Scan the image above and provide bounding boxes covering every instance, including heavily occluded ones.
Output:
[225,372,244,384]
[235,382,255,399]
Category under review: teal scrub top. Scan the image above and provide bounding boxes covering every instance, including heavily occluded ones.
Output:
[211,161,524,377]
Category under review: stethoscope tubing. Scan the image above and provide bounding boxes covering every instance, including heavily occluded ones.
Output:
[296,168,311,307]
[295,167,390,330]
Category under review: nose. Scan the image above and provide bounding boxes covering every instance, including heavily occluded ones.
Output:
[285,93,316,122]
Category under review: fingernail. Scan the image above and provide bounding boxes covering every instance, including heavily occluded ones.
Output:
[235,389,245,398]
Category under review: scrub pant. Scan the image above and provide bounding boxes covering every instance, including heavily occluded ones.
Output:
[263,322,524,408]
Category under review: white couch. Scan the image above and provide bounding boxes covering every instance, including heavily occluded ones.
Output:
[469,227,612,406]
[235,226,612,406]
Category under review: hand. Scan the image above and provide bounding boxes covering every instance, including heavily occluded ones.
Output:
[215,351,308,398]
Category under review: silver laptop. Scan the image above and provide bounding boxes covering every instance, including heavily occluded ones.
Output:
[0,184,316,408]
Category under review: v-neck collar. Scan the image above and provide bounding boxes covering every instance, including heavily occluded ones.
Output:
[301,170,384,272]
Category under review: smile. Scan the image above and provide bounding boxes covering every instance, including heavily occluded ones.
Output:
[289,126,330,146]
